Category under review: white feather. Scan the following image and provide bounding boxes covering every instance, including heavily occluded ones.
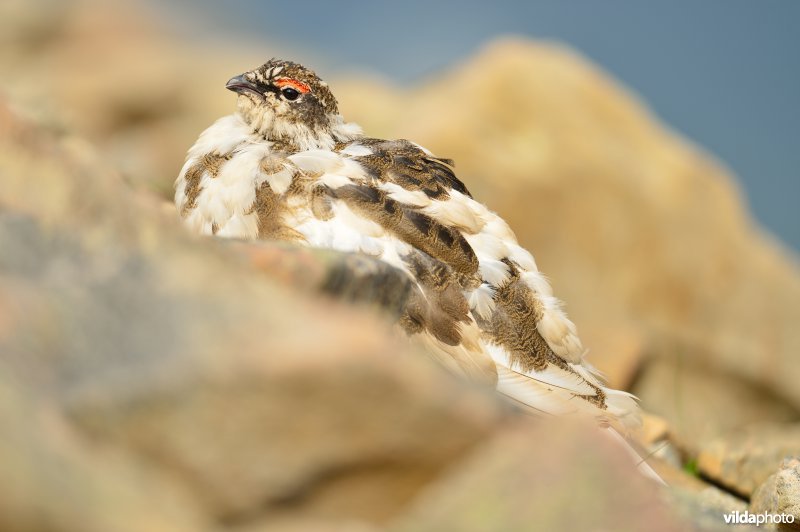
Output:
[376,236,413,271]
[423,197,485,233]
[495,365,582,417]
[288,150,343,174]
[520,270,553,297]
[508,244,537,271]
[482,215,517,243]
[330,201,385,237]
[536,310,584,363]
[318,172,355,189]
[485,343,596,396]
[477,258,511,286]
[379,182,431,207]
[464,231,510,262]
[257,164,294,195]
[340,143,373,157]
[183,115,252,161]
[216,212,259,239]
[467,283,496,320]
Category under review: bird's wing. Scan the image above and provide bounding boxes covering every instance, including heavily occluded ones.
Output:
[286,138,640,430]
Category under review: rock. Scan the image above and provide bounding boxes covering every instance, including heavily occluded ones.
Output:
[750,458,800,530]
[697,424,800,498]
[0,375,207,532]
[389,420,685,532]
[0,99,504,529]
[646,454,751,532]
[669,486,750,532]
[637,413,684,470]
[634,357,798,449]
[640,412,671,448]
[232,241,417,319]
[573,316,646,390]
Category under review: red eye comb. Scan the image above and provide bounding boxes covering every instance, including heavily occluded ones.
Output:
[274,77,311,94]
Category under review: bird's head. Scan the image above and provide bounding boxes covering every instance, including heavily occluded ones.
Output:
[226,59,351,149]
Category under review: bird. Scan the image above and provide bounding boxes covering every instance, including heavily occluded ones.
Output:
[175,59,660,479]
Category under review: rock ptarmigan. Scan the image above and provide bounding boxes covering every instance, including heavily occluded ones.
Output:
[175,59,660,479]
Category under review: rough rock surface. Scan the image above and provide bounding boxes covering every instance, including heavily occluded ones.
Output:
[697,424,800,499]
[750,458,800,530]
[647,452,750,531]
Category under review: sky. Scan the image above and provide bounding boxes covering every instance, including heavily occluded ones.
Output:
[158,0,799,253]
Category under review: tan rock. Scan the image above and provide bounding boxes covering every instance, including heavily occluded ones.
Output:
[750,457,800,530]
[572,316,646,390]
[633,357,798,449]
[697,424,800,498]
[640,412,671,448]
[64,296,501,523]
[646,456,751,532]
[0,376,208,532]
[389,419,685,532]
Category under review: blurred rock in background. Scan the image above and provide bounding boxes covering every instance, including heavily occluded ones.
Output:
[1,0,798,530]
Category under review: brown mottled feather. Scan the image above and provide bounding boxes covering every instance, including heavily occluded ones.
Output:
[337,138,471,200]
[483,261,607,407]
[310,184,334,221]
[332,183,480,284]
[485,262,549,372]
[401,250,471,346]
[181,153,231,217]
[250,182,303,241]
[259,156,288,175]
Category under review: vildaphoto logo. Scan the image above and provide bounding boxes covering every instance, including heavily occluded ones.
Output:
[723,510,795,526]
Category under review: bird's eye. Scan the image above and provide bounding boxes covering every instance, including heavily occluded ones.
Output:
[281,87,300,101]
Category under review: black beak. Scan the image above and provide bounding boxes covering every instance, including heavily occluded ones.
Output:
[226,74,261,96]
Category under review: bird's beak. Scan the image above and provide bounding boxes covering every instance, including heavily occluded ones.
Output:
[226,74,261,96]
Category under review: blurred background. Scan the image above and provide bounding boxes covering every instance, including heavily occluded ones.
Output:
[1,1,799,530]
